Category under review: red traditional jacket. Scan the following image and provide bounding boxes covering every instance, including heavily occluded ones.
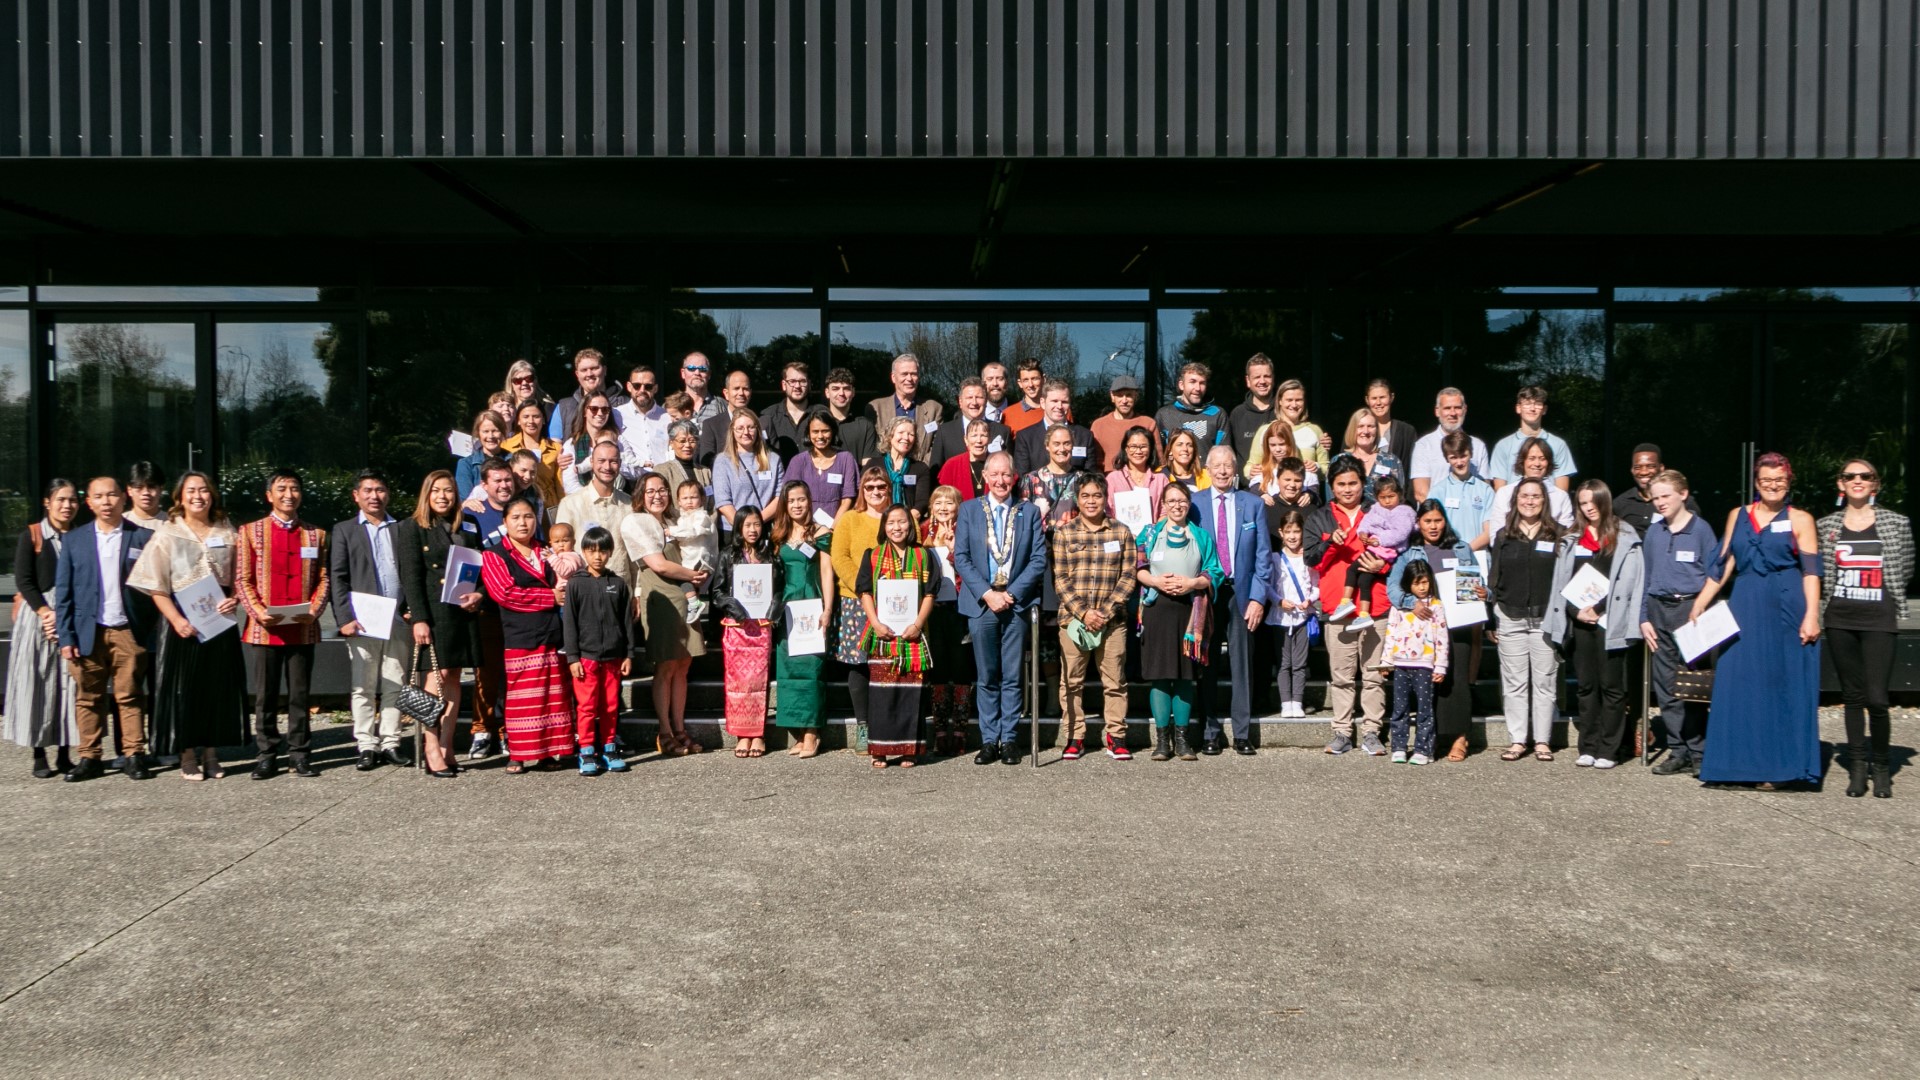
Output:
[234,515,330,646]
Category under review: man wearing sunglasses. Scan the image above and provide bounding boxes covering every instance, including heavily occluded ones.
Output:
[547,347,630,440]
[680,351,725,430]
[616,364,670,474]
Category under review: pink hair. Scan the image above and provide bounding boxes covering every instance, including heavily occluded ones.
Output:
[1753,451,1793,485]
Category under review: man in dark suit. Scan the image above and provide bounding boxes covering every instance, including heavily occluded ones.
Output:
[1190,445,1274,756]
[697,369,758,466]
[952,452,1047,765]
[329,469,413,770]
[928,376,1011,474]
[54,476,158,781]
[1011,378,1096,477]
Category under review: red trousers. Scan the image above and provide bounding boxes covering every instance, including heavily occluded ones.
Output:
[571,657,622,749]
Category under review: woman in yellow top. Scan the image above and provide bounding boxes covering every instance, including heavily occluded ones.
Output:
[126,471,247,780]
[830,465,893,752]
[1160,429,1212,494]
[501,400,563,505]
[1276,379,1331,475]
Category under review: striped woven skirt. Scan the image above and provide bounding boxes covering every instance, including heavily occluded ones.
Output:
[502,646,575,762]
[865,660,925,759]
[722,621,772,738]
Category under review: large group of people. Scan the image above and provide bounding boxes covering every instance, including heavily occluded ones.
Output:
[4,348,1911,799]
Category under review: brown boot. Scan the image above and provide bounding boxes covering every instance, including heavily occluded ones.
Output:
[1446,735,1469,762]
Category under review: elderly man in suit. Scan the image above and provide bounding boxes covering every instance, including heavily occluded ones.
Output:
[330,469,413,771]
[54,476,158,781]
[867,353,944,465]
[1190,445,1273,756]
[952,452,1047,765]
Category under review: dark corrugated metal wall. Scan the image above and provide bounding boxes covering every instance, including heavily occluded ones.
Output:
[3,0,1914,159]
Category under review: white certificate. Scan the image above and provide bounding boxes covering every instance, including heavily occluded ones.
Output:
[931,545,959,602]
[175,574,237,641]
[876,578,920,634]
[349,592,399,640]
[785,598,826,655]
[732,562,775,619]
[447,430,477,457]
[1434,570,1487,629]
[813,507,837,530]
[1113,488,1153,536]
[1676,602,1740,664]
[1559,564,1609,610]
[441,546,485,604]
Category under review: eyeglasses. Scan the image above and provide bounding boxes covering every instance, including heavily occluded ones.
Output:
[1842,471,1877,481]
[683,365,709,374]
[863,483,890,491]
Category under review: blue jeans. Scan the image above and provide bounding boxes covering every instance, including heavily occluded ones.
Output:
[968,608,1029,746]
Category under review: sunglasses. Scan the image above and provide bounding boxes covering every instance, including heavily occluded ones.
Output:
[630,381,656,390]
[511,375,534,384]
[1842,471,1877,482]
[684,365,709,374]
[585,406,611,415]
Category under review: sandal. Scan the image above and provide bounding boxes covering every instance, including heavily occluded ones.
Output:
[871,757,889,769]
[746,746,765,758]
[505,760,530,775]
[897,757,916,768]
[1534,745,1554,762]
[733,742,750,758]
[1500,744,1527,761]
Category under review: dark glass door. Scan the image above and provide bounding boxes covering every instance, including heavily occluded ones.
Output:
[46,316,207,497]
[1608,316,1758,520]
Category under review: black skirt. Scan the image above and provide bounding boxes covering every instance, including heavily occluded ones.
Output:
[150,629,249,753]
[923,601,974,685]
[1139,593,1206,683]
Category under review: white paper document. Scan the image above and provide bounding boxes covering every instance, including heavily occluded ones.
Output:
[812,507,838,530]
[876,578,920,634]
[785,598,826,655]
[1434,569,1486,629]
[1112,488,1153,536]
[441,547,485,604]
[1559,564,1609,610]
[175,574,237,641]
[349,592,399,640]
[265,603,310,620]
[447,430,477,457]
[930,545,959,602]
[1675,602,1739,663]
[731,562,775,619]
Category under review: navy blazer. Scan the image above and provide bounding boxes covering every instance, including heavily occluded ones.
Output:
[54,519,157,655]
[952,496,1047,618]
[1189,486,1273,612]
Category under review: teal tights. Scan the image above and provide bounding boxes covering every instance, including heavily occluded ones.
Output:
[1150,680,1195,729]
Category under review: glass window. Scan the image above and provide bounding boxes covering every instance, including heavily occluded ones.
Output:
[366,307,529,504]
[216,320,364,527]
[1770,320,1909,510]
[0,312,29,580]
[1000,321,1149,428]
[0,286,26,301]
[35,286,323,303]
[829,320,977,412]
[533,307,654,409]
[50,320,200,500]
[830,288,1148,303]
[1610,319,1757,517]
[1453,308,1607,481]
[1321,298,1451,438]
[1159,300,1312,415]
[694,308,822,411]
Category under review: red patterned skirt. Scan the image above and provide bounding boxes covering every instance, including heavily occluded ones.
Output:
[723,621,773,737]
[503,647,576,762]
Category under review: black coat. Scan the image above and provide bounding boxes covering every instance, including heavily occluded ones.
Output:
[394,516,482,667]
[713,546,786,626]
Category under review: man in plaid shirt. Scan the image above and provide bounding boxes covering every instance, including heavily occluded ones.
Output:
[1050,474,1139,760]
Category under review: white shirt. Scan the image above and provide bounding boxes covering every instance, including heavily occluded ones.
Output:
[95,522,128,627]
[1408,427,1490,482]
[1486,482,1577,541]
[616,401,671,474]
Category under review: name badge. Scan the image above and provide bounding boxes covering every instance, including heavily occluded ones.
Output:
[1534,540,1554,554]
[1241,520,1255,530]
[762,429,772,442]
[703,485,714,497]
[827,472,843,484]
[1675,550,1696,563]
[988,437,1004,453]
[1770,519,1792,533]
[1440,558,1457,569]
[903,474,918,486]
[1573,548,1591,558]
[205,534,228,548]
[300,545,320,559]
[1372,463,1390,476]
[1103,540,1121,553]
[797,542,817,560]
[1444,497,1461,509]
[756,469,772,479]
[1071,446,1087,458]
[461,521,479,533]
[1651,512,1665,523]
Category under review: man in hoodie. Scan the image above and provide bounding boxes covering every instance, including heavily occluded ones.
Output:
[1226,353,1282,467]
[1155,362,1230,452]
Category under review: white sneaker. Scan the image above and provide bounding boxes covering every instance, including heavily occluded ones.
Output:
[1409,753,1431,765]
[466,735,492,761]
[1329,600,1356,621]
[1593,758,1617,770]
[1390,750,1407,764]
[1349,614,1374,630]
[1575,754,1596,767]
[1283,702,1301,718]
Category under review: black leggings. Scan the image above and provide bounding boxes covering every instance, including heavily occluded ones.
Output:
[1827,627,1894,755]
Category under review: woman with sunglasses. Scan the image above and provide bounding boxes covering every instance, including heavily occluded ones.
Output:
[1817,459,1912,798]
[503,359,554,416]
[557,392,618,496]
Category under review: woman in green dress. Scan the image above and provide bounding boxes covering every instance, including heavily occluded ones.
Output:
[769,480,835,757]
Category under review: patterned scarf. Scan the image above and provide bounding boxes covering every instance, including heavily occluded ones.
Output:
[859,543,931,673]
[1135,520,1213,665]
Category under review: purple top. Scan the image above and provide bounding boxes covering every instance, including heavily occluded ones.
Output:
[784,451,859,515]
[1362,502,1418,561]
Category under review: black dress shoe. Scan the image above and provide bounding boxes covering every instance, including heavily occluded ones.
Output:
[122,755,153,780]
[974,743,1001,765]
[252,756,278,780]
[1001,742,1021,765]
[427,767,459,778]
[355,751,380,772]
[289,756,320,777]
[64,758,104,783]
[1233,739,1256,756]
[383,747,412,768]
[32,762,54,779]
[1201,734,1225,756]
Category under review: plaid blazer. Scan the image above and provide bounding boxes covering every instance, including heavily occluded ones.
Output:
[235,516,331,646]
[1816,505,1912,622]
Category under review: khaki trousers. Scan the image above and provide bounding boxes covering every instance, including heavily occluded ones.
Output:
[1324,619,1386,739]
[69,625,148,760]
[1058,622,1128,743]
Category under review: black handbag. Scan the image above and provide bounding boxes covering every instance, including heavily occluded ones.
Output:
[1672,665,1715,703]
[395,643,446,725]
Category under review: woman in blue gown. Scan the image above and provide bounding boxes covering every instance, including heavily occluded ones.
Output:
[1689,453,1824,787]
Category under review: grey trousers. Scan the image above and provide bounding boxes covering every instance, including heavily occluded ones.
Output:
[1645,595,1708,760]
[1495,610,1559,745]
